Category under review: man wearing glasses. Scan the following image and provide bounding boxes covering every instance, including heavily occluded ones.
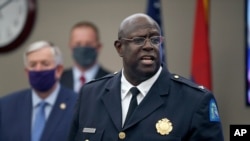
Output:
[68,13,224,141]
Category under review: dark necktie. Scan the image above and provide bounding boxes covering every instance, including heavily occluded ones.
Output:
[125,87,140,125]
[32,101,47,141]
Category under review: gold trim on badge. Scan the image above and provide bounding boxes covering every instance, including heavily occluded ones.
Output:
[156,118,173,135]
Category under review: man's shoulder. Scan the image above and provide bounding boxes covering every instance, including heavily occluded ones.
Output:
[170,73,210,93]
[0,89,31,103]
[60,85,76,94]
[58,86,78,105]
[62,68,73,75]
[98,65,112,74]
[86,71,119,85]
[60,85,78,98]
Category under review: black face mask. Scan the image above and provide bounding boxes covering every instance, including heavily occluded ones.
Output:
[73,46,98,68]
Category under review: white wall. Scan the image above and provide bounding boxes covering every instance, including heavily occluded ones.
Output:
[0,0,246,140]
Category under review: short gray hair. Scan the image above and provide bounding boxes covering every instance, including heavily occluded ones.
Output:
[23,40,63,66]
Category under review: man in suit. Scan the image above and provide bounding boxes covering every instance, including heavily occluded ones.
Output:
[0,41,77,141]
[68,13,224,140]
[60,21,111,93]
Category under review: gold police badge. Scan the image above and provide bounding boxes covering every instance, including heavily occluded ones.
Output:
[155,118,173,135]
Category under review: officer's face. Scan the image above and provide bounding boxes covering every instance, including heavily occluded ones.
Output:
[115,18,162,83]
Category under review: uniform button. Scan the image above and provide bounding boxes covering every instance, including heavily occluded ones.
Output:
[198,85,204,89]
[85,139,89,141]
[119,132,126,139]
[174,75,179,79]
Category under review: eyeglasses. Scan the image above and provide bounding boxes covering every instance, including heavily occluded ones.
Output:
[121,36,163,47]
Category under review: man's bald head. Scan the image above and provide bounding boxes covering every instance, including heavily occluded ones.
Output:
[118,13,161,39]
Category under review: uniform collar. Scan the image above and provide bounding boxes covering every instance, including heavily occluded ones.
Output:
[121,66,162,100]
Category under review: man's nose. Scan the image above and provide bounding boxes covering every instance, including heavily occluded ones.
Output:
[142,38,154,50]
[33,64,44,71]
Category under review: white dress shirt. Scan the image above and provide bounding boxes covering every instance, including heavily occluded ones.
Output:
[73,64,99,92]
[120,66,162,126]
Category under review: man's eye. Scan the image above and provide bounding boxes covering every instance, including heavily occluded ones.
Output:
[28,62,36,67]
[42,62,51,66]
[133,38,144,44]
[151,37,160,44]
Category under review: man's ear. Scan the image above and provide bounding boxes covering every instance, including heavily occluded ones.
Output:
[114,40,123,57]
[96,42,102,53]
[56,64,64,80]
[24,68,29,78]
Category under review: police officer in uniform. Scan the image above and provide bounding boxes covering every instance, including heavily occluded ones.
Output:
[68,13,224,141]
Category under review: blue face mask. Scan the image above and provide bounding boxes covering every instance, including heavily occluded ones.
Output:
[28,69,56,92]
[73,46,97,68]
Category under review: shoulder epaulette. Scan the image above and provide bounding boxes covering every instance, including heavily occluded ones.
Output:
[170,73,210,93]
[85,71,119,85]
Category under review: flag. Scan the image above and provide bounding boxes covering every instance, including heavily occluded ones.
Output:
[146,0,166,64]
[191,0,212,90]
